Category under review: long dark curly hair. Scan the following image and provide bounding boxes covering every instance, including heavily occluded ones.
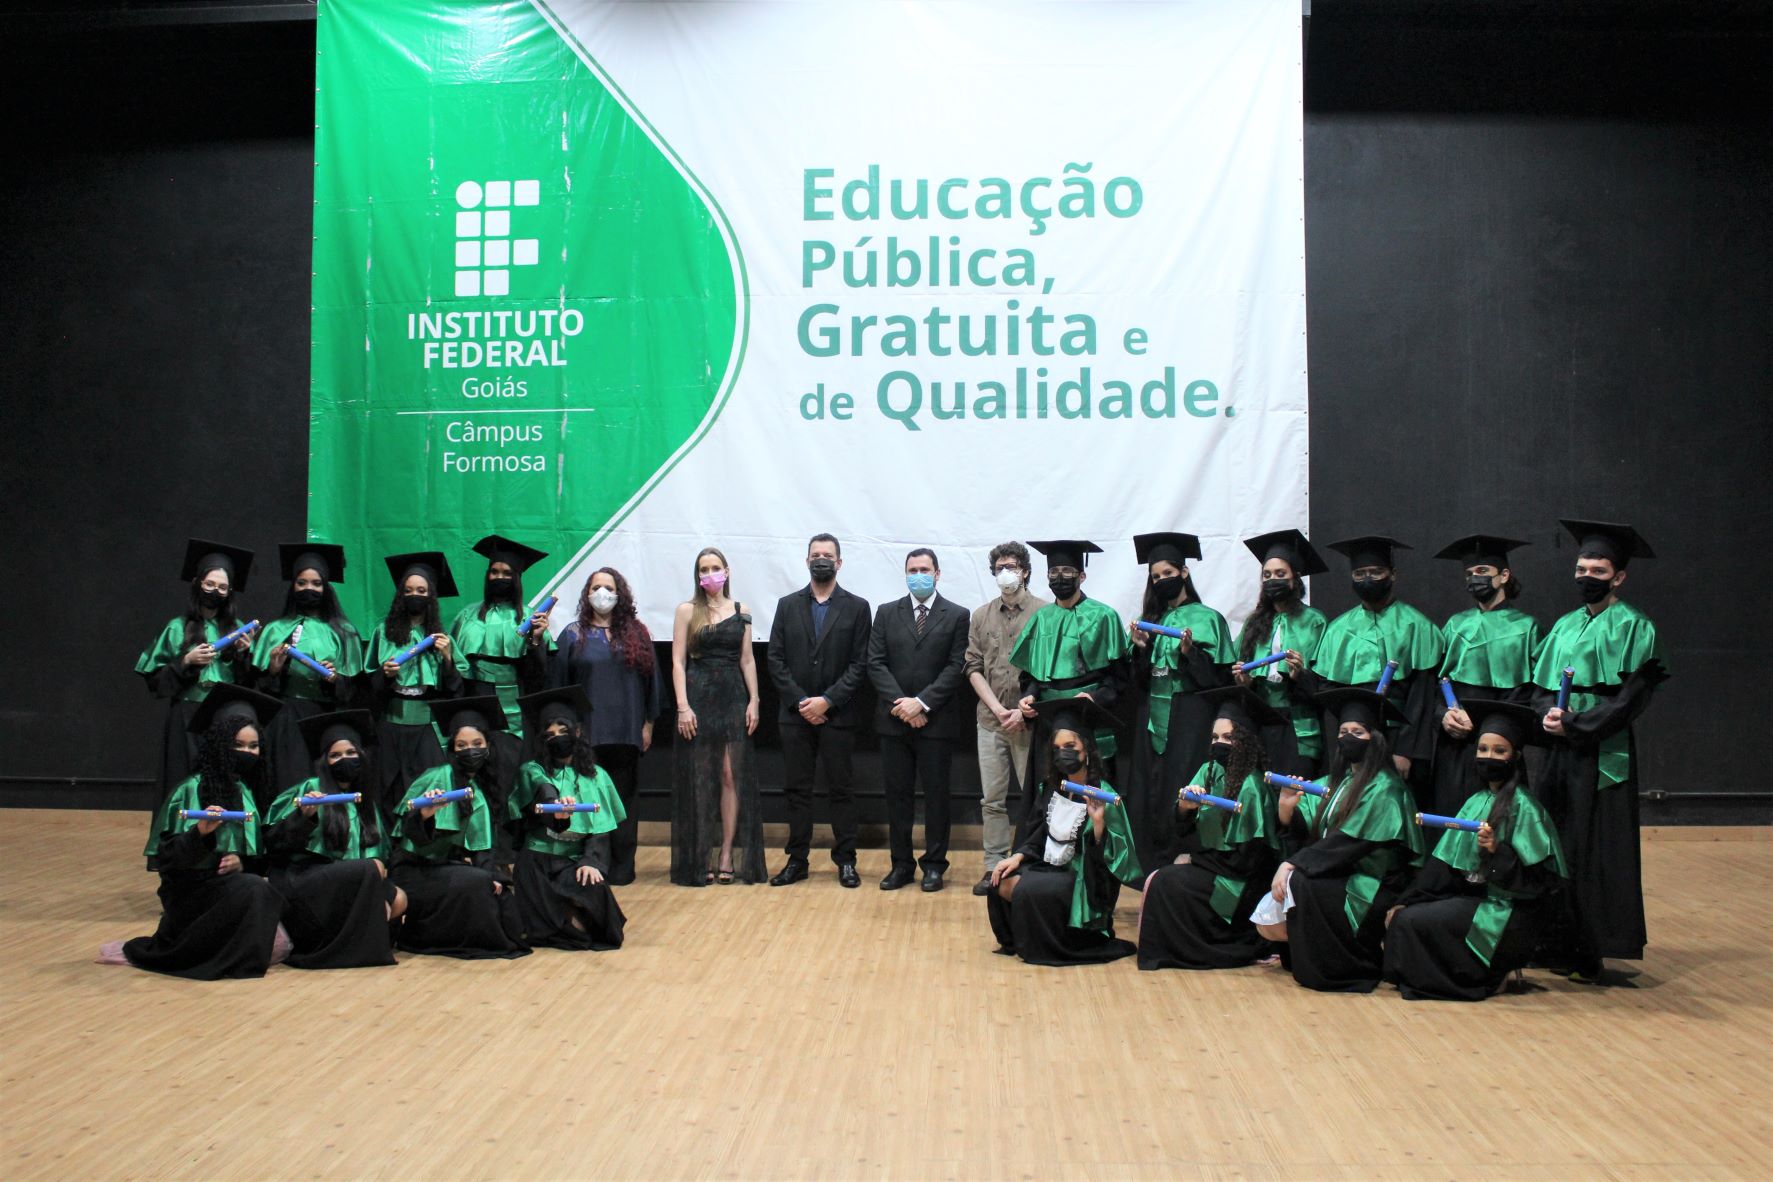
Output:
[313,741,382,852]
[195,715,259,811]
[540,718,601,782]
[574,566,654,677]
[1218,721,1270,797]
[382,580,442,646]
[180,575,243,652]
[280,578,356,638]
[1040,728,1108,796]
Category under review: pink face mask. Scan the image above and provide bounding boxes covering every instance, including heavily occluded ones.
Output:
[698,571,728,592]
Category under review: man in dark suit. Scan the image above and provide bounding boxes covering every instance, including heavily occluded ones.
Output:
[765,533,873,888]
[866,547,971,892]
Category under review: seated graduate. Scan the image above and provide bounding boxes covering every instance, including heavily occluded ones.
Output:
[252,542,366,797]
[120,684,285,980]
[387,696,528,959]
[262,709,403,970]
[135,539,259,810]
[506,686,628,951]
[1257,687,1424,993]
[986,698,1143,966]
[1384,699,1567,1001]
[366,551,464,814]
[1137,686,1282,971]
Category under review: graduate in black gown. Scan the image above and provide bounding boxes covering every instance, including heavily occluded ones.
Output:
[1428,535,1541,816]
[1125,531,1235,868]
[987,698,1143,966]
[252,543,366,801]
[1529,520,1667,982]
[365,552,463,814]
[1137,686,1281,971]
[1232,529,1331,779]
[122,684,285,979]
[387,696,528,959]
[451,534,553,837]
[262,709,402,970]
[1384,700,1567,1001]
[1257,688,1424,993]
[134,540,259,809]
[506,687,628,950]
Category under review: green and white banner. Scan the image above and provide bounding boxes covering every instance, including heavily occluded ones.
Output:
[311,0,1306,633]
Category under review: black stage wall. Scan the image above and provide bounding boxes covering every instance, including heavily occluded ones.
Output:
[3,4,1769,823]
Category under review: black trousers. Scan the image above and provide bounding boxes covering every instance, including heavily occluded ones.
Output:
[780,721,857,866]
[880,732,952,872]
[594,743,641,884]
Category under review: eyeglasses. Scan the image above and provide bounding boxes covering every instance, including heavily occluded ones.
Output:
[1048,566,1080,578]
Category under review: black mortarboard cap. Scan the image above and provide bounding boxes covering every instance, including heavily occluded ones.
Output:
[472,534,548,574]
[187,682,282,734]
[1242,529,1327,577]
[1434,535,1528,568]
[1027,539,1103,570]
[1559,519,1653,568]
[1132,532,1203,567]
[384,551,458,598]
[1326,535,1410,570]
[181,539,255,591]
[279,542,347,584]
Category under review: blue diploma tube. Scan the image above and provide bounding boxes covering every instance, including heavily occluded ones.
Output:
[1416,812,1483,832]
[535,801,601,814]
[1263,771,1328,798]
[518,595,558,637]
[286,645,333,680]
[1133,620,1185,640]
[1179,789,1243,814]
[1557,667,1574,711]
[1237,651,1288,673]
[297,792,362,807]
[210,620,259,655]
[406,787,472,810]
[1439,678,1460,711]
[178,809,252,822]
[1374,659,1400,695]
[391,634,436,668]
[1060,780,1121,805]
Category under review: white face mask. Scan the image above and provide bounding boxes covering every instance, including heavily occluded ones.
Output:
[589,588,619,614]
[995,568,1023,591]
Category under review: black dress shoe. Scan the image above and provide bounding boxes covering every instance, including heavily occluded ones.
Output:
[921,869,945,893]
[769,861,808,887]
[971,874,994,897]
[879,866,916,891]
[837,863,861,889]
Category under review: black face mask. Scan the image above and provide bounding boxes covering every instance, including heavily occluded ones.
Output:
[1209,741,1234,765]
[328,755,363,783]
[1475,756,1514,784]
[230,748,260,776]
[402,595,430,617]
[1260,579,1294,603]
[1151,574,1185,602]
[453,746,490,773]
[294,588,324,609]
[1337,733,1371,762]
[545,733,577,759]
[199,588,229,609]
[1049,576,1079,600]
[486,577,515,599]
[1466,576,1496,601]
[808,558,837,583]
[1351,577,1391,604]
[1051,747,1084,776]
[1576,575,1613,604]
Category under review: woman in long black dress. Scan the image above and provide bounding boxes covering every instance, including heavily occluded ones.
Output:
[506,686,628,950]
[262,709,402,970]
[365,551,462,814]
[987,698,1144,966]
[252,542,366,799]
[669,547,764,886]
[387,696,528,959]
[134,539,259,809]
[1384,699,1567,1000]
[120,684,285,979]
[1137,686,1281,971]
[548,566,663,885]
[1257,687,1424,993]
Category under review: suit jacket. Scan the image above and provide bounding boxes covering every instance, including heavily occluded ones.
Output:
[867,593,971,740]
[767,583,873,728]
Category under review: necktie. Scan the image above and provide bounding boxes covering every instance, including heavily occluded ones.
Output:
[915,604,928,637]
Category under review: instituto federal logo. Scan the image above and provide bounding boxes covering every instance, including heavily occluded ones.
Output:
[454,179,541,296]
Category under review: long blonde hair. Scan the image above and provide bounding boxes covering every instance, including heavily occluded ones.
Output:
[688,547,732,652]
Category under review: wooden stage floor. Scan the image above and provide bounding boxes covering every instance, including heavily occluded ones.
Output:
[2,810,1769,1181]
